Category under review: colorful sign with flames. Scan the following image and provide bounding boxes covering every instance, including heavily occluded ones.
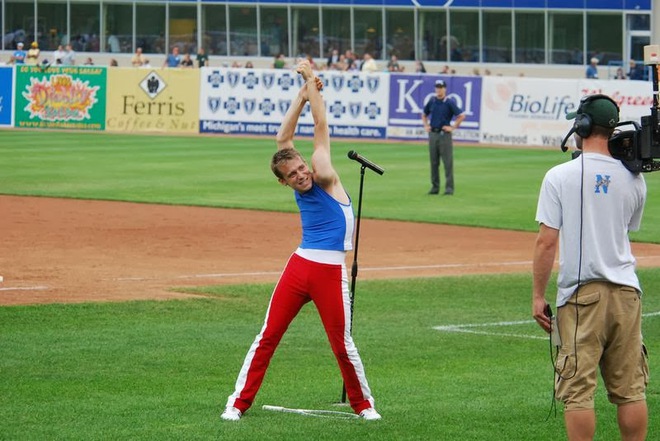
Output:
[15,65,106,130]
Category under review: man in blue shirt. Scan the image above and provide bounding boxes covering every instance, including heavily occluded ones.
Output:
[220,60,380,422]
[163,46,181,68]
[586,57,599,79]
[628,59,644,81]
[421,79,465,195]
[13,42,26,64]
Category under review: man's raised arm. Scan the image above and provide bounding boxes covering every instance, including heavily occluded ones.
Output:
[296,60,336,188]
[275,84,308,150]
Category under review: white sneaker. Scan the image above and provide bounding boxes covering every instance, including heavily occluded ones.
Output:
[221,406,242,421]
[359,408,382,420]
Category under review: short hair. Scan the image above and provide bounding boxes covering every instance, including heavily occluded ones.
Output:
[591,124,615,139]
[271,148,304,179]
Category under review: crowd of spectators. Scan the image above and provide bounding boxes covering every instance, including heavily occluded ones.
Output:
[0,42,652,81]
[585,55,646,81]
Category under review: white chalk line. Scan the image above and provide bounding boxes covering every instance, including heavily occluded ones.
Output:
[115,270,283,281]
[113,261,534,282]
[0,286,49,292]
[434,311,660,340]
[111,254,660,282]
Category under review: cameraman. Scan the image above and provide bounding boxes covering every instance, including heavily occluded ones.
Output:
[532,95,648,441]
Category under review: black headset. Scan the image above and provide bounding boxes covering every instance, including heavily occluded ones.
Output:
[573,94,620,138]
[561,94,620,151]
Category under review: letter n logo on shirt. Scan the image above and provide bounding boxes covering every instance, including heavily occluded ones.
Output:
[595,174,611,194]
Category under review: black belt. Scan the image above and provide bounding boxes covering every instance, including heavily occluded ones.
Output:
[431,128,444,133]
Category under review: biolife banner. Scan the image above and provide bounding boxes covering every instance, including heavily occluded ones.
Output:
[386,74,482,142]
[479,76,653,148]
[0,67,13,126]
[479,77,577,148]
[199,68,389,138]
[14,65,106,130]
[106,68,199,133]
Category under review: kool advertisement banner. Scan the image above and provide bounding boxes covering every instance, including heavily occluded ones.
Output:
[479,77,579,148]
[106,68,199,133]
[0,67,13,126]
[14,65,106,130]
[199,68,389,138]
[386,74,482,142]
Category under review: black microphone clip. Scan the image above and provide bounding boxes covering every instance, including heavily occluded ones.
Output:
[347,150,385,175]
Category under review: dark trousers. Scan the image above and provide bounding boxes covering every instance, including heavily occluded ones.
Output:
[428,131,453,194]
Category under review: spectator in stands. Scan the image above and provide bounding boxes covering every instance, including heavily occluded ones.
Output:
[586,57,599,79]
[26,41,40,65]
[163,46,181,68]
[61,44,75,66]
[196,47,209,68]
[327,48,340,68]
[52,45,66,65]
[360,52,378,73]
[107,34,121,53]
[110,59,118,67]
[131,47,146,67]
[244,61,254,69]
[387,54,403,72]
[13,42,26,64]
[181,53,194,68]
[83,57,94,66]
[628,59,644,81]
[415,60,426,73]
[346,53,359,71]
[344,49,356,70]
[273,53,286,69]
[614,67,626,80]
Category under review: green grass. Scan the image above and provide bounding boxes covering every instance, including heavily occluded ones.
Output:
[3,130,660,241]
[2,270,660,440]
[2,129,660,439]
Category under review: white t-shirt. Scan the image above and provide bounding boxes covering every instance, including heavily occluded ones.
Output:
[536,152,646,306]
[52,49,66,63]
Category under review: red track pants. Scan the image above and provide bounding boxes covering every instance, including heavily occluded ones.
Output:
[225,252,376,414]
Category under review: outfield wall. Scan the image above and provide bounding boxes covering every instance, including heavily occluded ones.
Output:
[0,65,654,148]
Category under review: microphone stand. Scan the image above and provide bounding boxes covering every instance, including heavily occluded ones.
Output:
[341,164,367,404]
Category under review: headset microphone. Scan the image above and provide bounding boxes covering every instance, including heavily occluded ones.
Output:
[560,126,576,152]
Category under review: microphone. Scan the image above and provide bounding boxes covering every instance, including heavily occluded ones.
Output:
[347,150,385,175]
[560,126,576,152]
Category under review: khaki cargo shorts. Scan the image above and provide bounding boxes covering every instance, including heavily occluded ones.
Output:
[555,281,649,410]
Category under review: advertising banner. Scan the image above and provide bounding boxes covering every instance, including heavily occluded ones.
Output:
[106,68,200,133]
[479,77,580,148]
[199,68,389,138]
[0,67,13,126]
[14,65,106,130]
[386,74,482,142]
[479,77,654,148]
[577,80,653,128]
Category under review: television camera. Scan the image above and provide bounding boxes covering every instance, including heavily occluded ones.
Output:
[608,45,660,173]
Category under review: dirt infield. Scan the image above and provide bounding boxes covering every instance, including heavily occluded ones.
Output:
[3,195,660,306]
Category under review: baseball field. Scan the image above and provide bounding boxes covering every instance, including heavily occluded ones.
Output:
[1,131,660,440]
